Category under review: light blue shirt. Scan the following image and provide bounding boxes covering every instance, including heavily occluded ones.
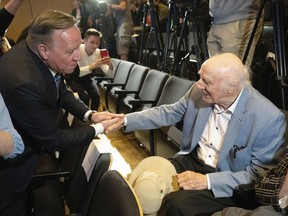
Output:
[0,93,24,159]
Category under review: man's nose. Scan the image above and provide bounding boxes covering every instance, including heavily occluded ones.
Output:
[196,80,204,90]
[74,49,82,61]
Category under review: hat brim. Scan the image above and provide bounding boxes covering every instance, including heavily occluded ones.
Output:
[128,156,177,190]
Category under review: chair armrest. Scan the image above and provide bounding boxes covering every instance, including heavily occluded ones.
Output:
[32,170,71,182]
[103,83,125,92]
[233,183,258,210]
[127,99,157,112]
[234,183,255,192]
[104,83,125,88]
[128,99,156,105]
[94,77,113,82]
[114,90,138,97]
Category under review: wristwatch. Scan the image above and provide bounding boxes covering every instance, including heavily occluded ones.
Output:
[88,110,97,122]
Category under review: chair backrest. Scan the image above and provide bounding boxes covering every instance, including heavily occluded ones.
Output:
[137,69,169,108]
[135,76,194,156]
[98,58,122,88]
[86,170,143,216]
[124,64,149,93]
[106,58,122,78]
[156,76,195,147]
[65,150,112,215]
[121,69,169,112]
[112,60,135,84]
[157,76,194,106]
[112,64,149,98]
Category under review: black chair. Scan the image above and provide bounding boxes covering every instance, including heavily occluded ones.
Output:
[117,69,169,114]
[94,58,122,84]
[29,152,67,216]
[86,170,143,216]
[30,141,112,216]
[97,60,135,111]
[134,76,195,156]
[65,152,112,216]
[111,64,149,113]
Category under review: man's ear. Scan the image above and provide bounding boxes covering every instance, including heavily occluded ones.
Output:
[38,44,49,60]
[228,80,239,94]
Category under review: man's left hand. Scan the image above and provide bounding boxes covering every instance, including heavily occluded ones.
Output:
[177,171,208,190]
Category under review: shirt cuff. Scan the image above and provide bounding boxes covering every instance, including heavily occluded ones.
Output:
[123,116,127,126]
[84,110,97,121]
[206,174,211,190]
[90,123,104,137]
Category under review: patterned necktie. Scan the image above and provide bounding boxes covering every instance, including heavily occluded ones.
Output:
[54,73,61,98]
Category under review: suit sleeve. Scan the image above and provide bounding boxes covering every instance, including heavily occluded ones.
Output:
[125,89,191,132]
[7,82,95,152]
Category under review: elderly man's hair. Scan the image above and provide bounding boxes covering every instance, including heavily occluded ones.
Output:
[26,10,78,52]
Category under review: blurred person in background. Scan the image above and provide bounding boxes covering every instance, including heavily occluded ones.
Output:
[106,0,133,60]
[207,0,264,69]
[0,0,25,56]
[65,28,113,111]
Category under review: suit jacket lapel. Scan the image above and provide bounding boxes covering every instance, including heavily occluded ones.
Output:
[217,85,250,165]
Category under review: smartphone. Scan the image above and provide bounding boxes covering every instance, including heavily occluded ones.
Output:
[100,49,109,58]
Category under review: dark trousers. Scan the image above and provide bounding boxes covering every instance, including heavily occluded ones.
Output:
[0,189,27,216]
[68,75,100,111]
[158,150,237,216]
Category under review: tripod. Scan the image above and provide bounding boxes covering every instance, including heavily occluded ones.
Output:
[244,0,287,109]
[162,0,209,77]
[138,0,164,69]
[173,6,209,77]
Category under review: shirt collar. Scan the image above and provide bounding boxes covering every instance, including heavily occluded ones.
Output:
[214,87,243,114]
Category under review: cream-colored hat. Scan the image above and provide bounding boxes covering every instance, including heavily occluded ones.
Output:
[128,156,179,215]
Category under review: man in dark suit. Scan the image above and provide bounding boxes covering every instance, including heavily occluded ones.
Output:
[0,10,123,215]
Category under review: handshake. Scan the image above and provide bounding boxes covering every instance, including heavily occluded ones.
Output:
[89,111,125,134]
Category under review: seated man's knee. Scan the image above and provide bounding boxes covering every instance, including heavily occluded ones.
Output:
[159,191,185,215]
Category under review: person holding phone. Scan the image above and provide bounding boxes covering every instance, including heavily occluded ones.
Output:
[65,28,113,111]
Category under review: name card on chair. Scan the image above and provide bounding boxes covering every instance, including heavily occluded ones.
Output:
[82,140,112,181]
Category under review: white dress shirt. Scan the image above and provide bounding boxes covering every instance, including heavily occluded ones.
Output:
[78,44,111,77]
[198,89,243,168]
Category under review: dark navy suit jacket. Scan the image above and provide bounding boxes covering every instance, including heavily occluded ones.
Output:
[0,41,95,192]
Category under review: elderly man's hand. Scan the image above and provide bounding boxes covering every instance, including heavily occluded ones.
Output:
[102,117,125,133]
[90,111,124,124]
[177,171,208,190]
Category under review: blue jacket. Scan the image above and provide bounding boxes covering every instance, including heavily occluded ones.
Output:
[125,83,286,197]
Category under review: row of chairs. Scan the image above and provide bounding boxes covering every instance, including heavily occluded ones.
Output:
[96,58,195,156]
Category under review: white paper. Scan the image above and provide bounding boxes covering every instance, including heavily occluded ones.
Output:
[82,142,100,181]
